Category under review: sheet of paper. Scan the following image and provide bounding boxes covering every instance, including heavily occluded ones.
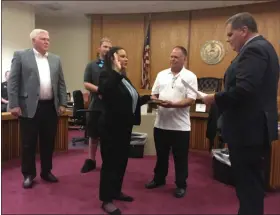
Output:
[195,103,207,112]
[181,79,208,99]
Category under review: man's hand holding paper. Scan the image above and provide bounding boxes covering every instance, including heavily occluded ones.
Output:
[201,94,215,105]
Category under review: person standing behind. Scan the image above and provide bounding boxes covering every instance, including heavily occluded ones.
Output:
[81,37,112,173]
[145,46,198,198]
[202,13,279,215]
[7,29,67,189]
[1,70,10,112]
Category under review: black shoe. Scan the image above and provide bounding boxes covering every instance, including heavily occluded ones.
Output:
[174,188,186,198]
[145,180,166,189]
[114,192,134,202]
[81,159,96,173]
[101,202,122,215]
[40,172,58,183]
[23,176,35,189]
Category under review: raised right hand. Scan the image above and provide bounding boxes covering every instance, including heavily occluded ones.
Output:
[113,53,122,72]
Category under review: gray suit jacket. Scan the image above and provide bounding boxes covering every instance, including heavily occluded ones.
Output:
[7,49,67,118]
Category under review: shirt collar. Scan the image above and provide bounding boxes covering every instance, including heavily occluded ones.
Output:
[33,48,48,57]
[168,67,185,77]
[240,34,260,52]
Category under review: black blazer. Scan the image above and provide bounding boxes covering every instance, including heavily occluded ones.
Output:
[215,36,279,146]
[97,69,149,128]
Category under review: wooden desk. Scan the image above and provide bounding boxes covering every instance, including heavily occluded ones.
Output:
[1,110,71,162]
[189,112,219,150]
[133,113,216,155]
[270,139,280,190]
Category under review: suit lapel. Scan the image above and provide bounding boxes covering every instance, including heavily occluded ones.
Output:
[224,54,240,90]
[28,49,40,79]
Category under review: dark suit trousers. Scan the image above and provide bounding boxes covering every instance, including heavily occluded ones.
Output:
[228,143,268,215]
[98,123,132,202]
[153,127,190,188]
[19,100,58,177]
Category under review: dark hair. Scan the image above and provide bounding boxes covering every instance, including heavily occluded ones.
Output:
[226,12,258,33]
[104,46,124,71]
[173,46,188,56]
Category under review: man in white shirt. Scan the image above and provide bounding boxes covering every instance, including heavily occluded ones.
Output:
[8,29,67,189]
[145,46,198,198]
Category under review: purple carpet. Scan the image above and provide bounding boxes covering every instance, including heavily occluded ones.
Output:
[2,132,280,214]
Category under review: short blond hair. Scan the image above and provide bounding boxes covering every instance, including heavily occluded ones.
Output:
[100,37,111,46]
[30,29,49,40]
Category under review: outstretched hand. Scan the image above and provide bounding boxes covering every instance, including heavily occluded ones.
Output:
[113,53,122,72]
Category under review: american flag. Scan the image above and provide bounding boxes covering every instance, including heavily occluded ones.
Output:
[141,18,151,89]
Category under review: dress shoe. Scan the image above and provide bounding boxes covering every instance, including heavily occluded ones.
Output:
[81,159,96,173]
[40,172,58,183]
[101,202,122,215]
[23,176,35,189]
[145,180,165,189]
[174,188,186,198]
[114,192,134,202]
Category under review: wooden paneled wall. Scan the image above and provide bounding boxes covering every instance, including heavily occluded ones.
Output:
[90,1,280,95]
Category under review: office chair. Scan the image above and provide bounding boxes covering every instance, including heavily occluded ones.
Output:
[206,103,225,152]
[71,90,93,146]
[197,77,223,93]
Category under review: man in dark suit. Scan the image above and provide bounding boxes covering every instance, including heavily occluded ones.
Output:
[8,29,67,189]
[203,12,279,215]
[81,37,112,173]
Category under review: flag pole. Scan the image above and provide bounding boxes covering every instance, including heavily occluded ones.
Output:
[141,13,152,89]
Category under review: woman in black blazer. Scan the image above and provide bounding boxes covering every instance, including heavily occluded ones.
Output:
[97,46,150,215]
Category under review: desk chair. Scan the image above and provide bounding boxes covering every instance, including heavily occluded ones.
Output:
[197,77,223,93]
[206,103,225,152]
[71,90,93,146]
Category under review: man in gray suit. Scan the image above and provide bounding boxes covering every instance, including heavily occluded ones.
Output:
[8,29,67,189]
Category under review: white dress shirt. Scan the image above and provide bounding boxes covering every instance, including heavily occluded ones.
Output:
[151,67,198,131]
[33,48,53,100]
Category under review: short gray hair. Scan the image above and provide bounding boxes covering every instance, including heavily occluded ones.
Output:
[30,29,49,40]
[226,12,258,33]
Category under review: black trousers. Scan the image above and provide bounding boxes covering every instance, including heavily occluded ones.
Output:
[86,111,101,139]
[19,100,58,177]
[228,144,268,215]
[99,123,132,202]
[153,127,190,188]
